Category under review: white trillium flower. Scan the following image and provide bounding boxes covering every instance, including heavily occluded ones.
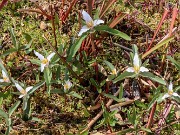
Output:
[0,70,10,83]
[15,83,33,98]
[34,50,55,72]
[78,10,104,36]
[63,80,72,92]
[126,52,149,74]
[162,82,180,100]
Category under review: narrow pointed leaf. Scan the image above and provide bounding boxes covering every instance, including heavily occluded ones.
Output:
[9,27,18,50]
[8,100,21,117]
[140,72,166,85]
[113,72,136,83]
[1,48,17,57]
[94,25,131,41]
[67,33,88,61]
[68,91,82,99]
[0,108,8,119]
[104,60,115,71]
[28,81,45,95]
[142,36,174,59]
[102,93,121,102]
[167,56,180,71]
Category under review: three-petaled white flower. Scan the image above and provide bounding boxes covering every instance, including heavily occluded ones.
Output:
[0,70,10,83]
[63,80,72,92]
[34,51,55,72]
[78,10,104,36]
[162,82,180,100]
[15,83,33,98]
[126,52,149,74]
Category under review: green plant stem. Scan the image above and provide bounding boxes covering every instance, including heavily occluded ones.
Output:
[43,35,83,84]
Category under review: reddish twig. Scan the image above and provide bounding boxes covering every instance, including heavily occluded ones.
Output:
[145,101,157,135]
[0,0,8,11]
[155,103,173,135]
[62,0,78,23]
[146,8,169,51]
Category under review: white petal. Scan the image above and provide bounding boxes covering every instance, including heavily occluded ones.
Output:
[67,80,72,88]
[47,52,55,61]
[133,53,140,67]
[93,19,104,26]
[140,66,149,72]
[162,93,170,100]
[34,50,44,60]
[2,70,7,78]
[172,92,180,97]
[168,82,173,91]
[41,64,46,72]
[19,94,24,98]
[26,86,33,93]
[126,67,135,72]
[0,79,4,82]
[15,83,23,92]
[78,25,90,36]
[82,10,93,23]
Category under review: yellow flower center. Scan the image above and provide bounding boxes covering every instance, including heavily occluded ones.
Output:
[64,84,70,90]
[168,90,173,95]
[3,77,9,82]
[134,66,140,74]
[112,69,117,75]
[86,21,94,28]
[21,89,27,95]
[42,58,48,64]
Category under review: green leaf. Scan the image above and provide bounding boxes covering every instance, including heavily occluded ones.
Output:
[140,72,166,85]
[56,66,61,80]
[104,60,115,71]
[8,100,21,117]
[94,25,131,41]
[28,81,45,95]
[135,100,147,109]
[22,97,31,120]
[29,59,41,65]
[102,93,121,102]
[9,27,18,49]
[44,68,51,85]
[31,117,41,122]
[94,118,105,129]
[140,127,152,133]
[0,59,8,75]
[90,78,100,89]
[167,56,180,71]
[50,89,64,94]
[119,84,123,99]
[147,95,159,110]
[132,106,136,125]
[5,126,12,135]
[67,33,88,61]
[0,109,8,119]
[1,48,17,57]
[68,91,82,99]
[142,36,174,59]
[113,72,136,83]
[22,32,32,43]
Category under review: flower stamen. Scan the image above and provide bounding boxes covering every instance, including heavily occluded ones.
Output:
[42,58,48,64]
[3,77,9,82]
[86,21,94,28]
[168,90,173,95]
